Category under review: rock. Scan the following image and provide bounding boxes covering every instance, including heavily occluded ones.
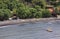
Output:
[9,18,12,20]
[46,27,53,32]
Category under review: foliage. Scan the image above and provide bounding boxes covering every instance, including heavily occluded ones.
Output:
[29,8,37,18]
[0,0,59,20]
[42,9,52,18]
[55,7,60,15]
[17,5,31,19]
[24,0,32,3]
[17,7,42,18]
[0,9,11,21]
[32,0,46,8]
[34,5,41,11]
[50,0,56,1]
[29,7,42,18]
[34,11,42,18]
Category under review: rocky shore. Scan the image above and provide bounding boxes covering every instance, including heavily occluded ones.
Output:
[0,17,60,26]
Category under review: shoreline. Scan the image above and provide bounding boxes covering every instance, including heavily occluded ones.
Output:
[0,17,60,26]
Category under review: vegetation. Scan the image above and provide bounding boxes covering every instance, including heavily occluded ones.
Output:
[0,0,60,21]
[42,9,52,18]
[0,9,11,21]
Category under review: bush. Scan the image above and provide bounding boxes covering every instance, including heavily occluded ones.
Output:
[17,4,52,19]
[0,9,11,21]
[34,6,42,18]
[29,8,42,18]
[17,6,31,19]
[34,11,42,18]
[3,9,12,20]
[42,9,52,18]
[34,5,41,11]
[17,7,42,19]
[55,7,60,15]
[29,8,37,18]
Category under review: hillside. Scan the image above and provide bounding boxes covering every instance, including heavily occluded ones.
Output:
[0,0,60,21]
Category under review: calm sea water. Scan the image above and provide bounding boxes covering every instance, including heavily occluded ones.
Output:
[0,20,60,39]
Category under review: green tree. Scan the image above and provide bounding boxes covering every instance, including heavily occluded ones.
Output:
[17,4,31,19]
[32,0,46,8]
[0,9,11,21]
